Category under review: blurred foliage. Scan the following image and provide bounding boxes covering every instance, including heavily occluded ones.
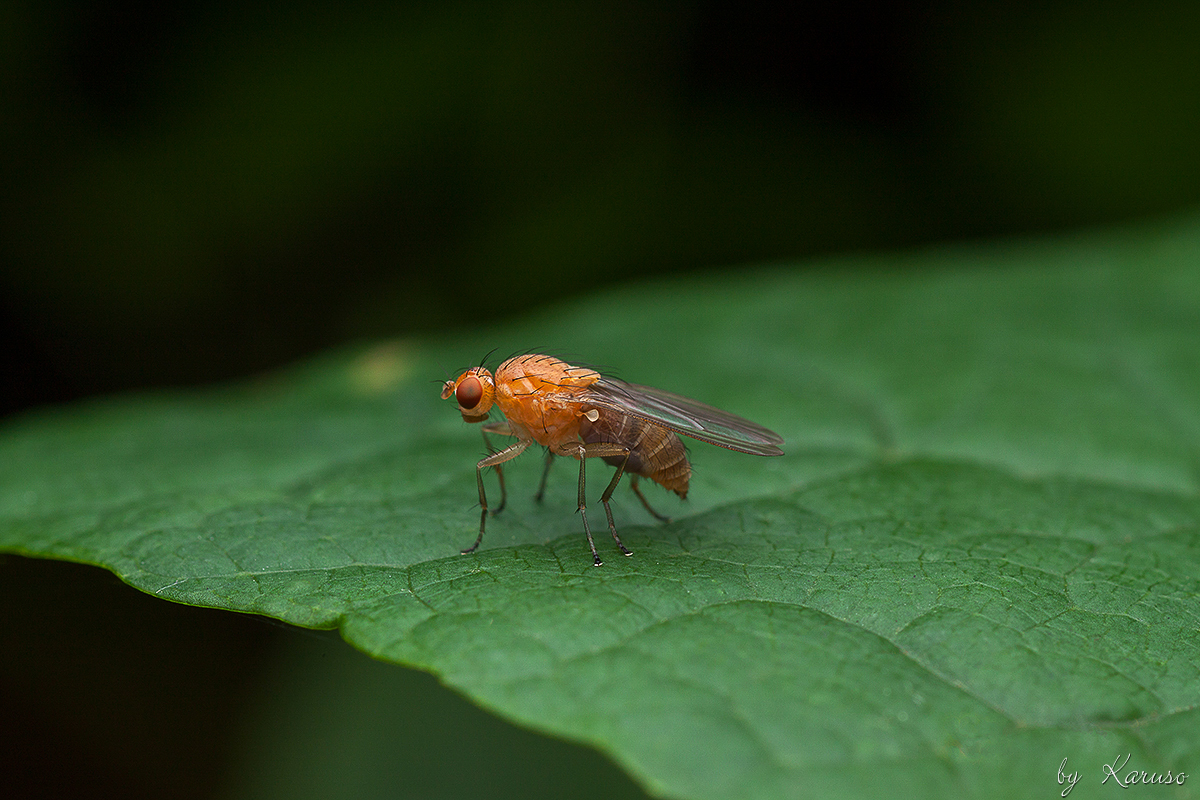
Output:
[2,1,1200,410]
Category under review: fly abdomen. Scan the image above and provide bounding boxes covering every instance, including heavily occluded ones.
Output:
[580,409,690,498]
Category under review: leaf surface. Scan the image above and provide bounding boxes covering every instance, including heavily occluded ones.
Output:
[4,217,1200,799]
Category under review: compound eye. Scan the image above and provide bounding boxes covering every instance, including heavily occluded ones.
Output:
[456,376,483,409]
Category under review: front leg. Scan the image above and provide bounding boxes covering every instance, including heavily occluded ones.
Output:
[481,421,518,514]
[462,438,530,556]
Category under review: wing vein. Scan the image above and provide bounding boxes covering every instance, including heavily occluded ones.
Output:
[585,378,784,456]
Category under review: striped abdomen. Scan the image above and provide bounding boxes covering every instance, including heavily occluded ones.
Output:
[580,410,690,498]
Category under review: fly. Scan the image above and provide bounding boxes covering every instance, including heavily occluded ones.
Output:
[441,354,784,566]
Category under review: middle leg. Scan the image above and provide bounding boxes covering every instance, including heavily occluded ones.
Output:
[534,450,555,503]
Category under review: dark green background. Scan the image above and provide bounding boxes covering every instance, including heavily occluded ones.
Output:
[3,3,1199,798]
[5,1,1200,411]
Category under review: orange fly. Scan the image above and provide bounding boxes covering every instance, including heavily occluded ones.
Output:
[441,354,784,566]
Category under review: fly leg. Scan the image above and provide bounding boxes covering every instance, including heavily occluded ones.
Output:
[480,421,518,514]
[629,475,672,523]
[598,452,635,559]
[463,438,529,555]
[480,429,507,514]
[534,450,555,503]
[569,442,633,566]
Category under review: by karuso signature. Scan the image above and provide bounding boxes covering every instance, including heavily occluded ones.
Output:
[1059,755,1188,796]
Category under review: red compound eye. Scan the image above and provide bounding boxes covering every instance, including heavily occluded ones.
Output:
[456,376,483,409]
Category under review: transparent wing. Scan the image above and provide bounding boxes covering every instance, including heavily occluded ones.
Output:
[584,377,784,456]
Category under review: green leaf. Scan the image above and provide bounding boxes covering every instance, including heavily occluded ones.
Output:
[4,215,1200,799]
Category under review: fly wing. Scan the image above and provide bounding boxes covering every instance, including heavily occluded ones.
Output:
[585,377,784,456]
